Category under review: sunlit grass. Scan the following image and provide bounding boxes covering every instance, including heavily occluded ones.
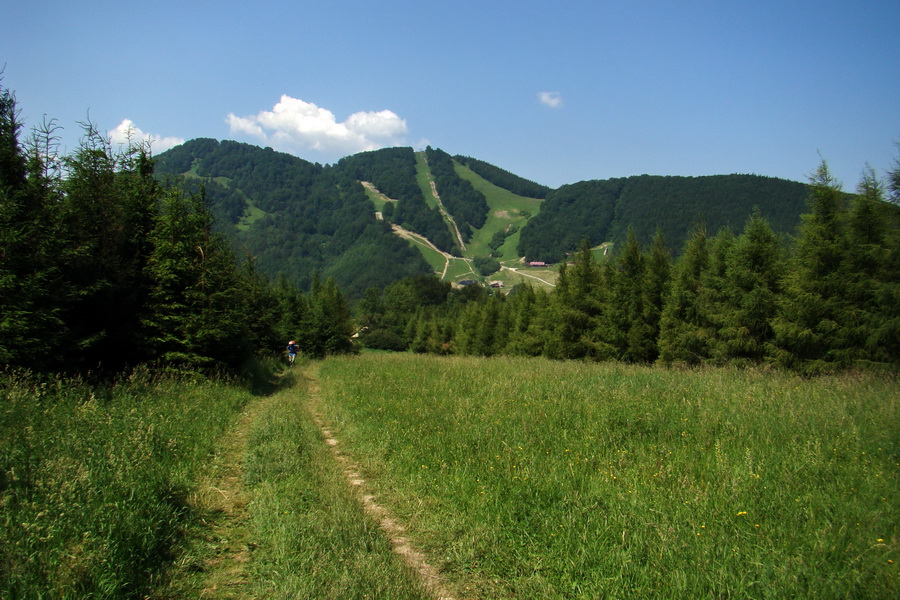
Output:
[0,368,250,598]
[317,354,899,599]
[239,372,429,599]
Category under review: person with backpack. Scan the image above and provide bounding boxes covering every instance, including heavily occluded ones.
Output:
[286,340,299,365]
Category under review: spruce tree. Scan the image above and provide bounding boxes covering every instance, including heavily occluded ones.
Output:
[641,229,672,363]
[771,162,852,372]
[658,224,713,365]
[715,212,783,364]
[0,84,64,368]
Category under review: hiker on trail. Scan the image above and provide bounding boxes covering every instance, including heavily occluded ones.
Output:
[286,340,299,365]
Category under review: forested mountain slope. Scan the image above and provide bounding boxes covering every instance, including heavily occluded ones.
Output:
[155,139,816,293]
[154,140,433,299]
[517,175,810,262]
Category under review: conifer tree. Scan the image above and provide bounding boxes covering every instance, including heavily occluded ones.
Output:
[0,84,64,368]
[298,276,355,358]
[715,212,783,364]
[142,187,252,369]
[770,162,852,372]
[641,228,672,362]
[658,224,713,365]
[545,239,608,359]
[614,228,657,362]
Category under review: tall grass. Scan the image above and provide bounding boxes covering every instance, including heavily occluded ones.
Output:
[317,354,899,599]
[0,368,250,598]
[237,372,430,599]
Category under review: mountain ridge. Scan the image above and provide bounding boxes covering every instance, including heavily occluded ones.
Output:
[154,139,812,296]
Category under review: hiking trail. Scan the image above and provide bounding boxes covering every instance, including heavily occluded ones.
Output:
[305,370,460,600]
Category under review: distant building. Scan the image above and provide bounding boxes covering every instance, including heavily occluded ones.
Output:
[489,281,505,288]
[528,261,547,267]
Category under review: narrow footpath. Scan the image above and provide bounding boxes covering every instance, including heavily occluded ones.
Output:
[162,368,459,599]
[189,395,270,598]
[305,370,460,600]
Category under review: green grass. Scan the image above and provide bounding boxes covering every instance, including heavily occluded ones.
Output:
[316,354,900,599]
[414,152,438,210]
[454,161,544,261]
[0,368,251,598]
[237,369,429,599]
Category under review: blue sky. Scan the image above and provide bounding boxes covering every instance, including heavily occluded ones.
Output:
[3,0,898,190]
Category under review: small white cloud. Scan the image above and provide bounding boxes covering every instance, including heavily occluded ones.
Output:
[538,91,563,108]
[108,119,184,153]
[226,95,409,158]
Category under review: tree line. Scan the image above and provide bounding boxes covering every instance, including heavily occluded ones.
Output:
[360,162,900,374]
[517,174,811,263]
[0,84,356,375]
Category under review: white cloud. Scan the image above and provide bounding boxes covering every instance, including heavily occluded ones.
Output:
[538,91,564,108]
[108,119,184,153]
[226,95,409,157]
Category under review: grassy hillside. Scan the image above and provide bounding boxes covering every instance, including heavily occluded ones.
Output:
[454,161,543,261]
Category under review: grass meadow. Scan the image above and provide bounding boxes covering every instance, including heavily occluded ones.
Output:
[0,367,252,597]
[316,354,899,599]
[214,370,428,599]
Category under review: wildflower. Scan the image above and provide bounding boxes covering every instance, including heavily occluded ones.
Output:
[737,511,748,516]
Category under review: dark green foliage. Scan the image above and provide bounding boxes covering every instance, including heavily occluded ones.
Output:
[337,147,421,203]
[473,255,501,276]
[362,160,898,374]
[141,188,253,369]
[772,163,900,372]
[297,276,356,358]
[155,143,435,294]
[0,85,64,368]
[518,174,809,262]
[454,154,551,198]
[713,212,784,363]
[357,275,452,351]
[0,83,359,374]
[335,146,456,253]
[654,225,713,365]
[518,179,625,262]
[425,146,489,235]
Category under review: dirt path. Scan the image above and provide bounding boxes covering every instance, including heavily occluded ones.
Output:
[186,395,269,598]
[305,372,460,600]
[429,180,467,252]
[501,265,557,287]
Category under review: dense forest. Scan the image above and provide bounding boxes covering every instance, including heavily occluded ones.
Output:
[335,146,456,253]
[518,174,811,262]
[4,76,898,376]
[424,146,490,242]
[156,141,434,297]
[359,163,900,373]
[454,154,551,199]
[0,84,357,374]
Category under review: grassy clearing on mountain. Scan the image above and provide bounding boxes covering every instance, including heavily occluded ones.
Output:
[415,152,438,210]
[455,161,544,261]
[316,354,899,599]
